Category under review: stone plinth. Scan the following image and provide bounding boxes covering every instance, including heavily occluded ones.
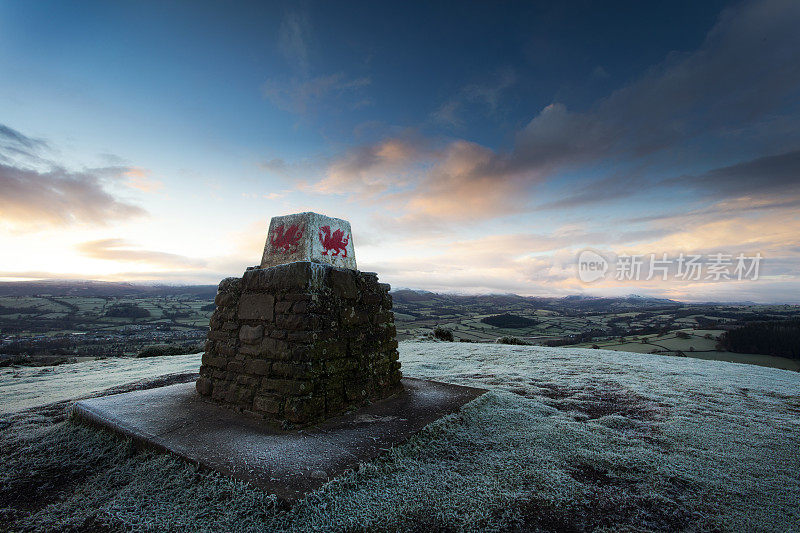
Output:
[196,261,402,426]
[260,212,356,270]
[71,378,486,502]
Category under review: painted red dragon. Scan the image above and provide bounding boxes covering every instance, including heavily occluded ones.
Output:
[318,225,349,257]
[270,224,304,253]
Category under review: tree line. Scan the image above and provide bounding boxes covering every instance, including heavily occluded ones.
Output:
[720,319,800,359]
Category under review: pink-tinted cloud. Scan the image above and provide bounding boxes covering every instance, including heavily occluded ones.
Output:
[76,239,206,268]
[124,167,163,193]
[311,0,800,222]
[0,163,146,229]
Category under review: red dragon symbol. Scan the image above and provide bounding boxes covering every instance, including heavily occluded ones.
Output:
[318,225,349,257]
[270,224,304,253]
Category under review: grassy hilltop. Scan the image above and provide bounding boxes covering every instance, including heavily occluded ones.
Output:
[1,342,798,531]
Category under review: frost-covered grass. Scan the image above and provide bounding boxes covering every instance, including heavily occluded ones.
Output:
[1,342,799,531]
[0,353,202,413]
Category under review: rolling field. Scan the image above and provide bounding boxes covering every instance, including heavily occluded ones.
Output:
[0,294,214,359]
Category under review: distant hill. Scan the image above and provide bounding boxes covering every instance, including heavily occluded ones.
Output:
[0,281,740,309]
[392,289,681,314]
[0,280,218,299]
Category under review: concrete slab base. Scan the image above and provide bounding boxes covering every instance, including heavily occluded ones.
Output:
[69,377,486,502]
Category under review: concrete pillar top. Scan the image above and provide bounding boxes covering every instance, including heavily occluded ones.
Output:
[260,212,357,270]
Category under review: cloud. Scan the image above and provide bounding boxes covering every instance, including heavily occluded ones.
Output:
[626,209,800,259]
[279,9,311,75]
[265,8,372,116]
[76,239,206,268]
[398,140,525,219]
[431,101,462,128]
[0,123,154,230]
[262,72,371,115]
[314,0,800,222]
[258,155,326,180]
[548,148,800,210]
[432,68,516,127]
[318,134,540,223]
[591,66,610,80]
[0,123,50,166]
[361,207,800,300]
[538,168,647,210]
[315,136,428,196]
[0,163,146,229]
[673,149,800,198]
[0,124,47,152]
[124,167,163,193]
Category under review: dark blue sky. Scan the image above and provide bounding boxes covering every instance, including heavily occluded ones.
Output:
[1,0,799,301]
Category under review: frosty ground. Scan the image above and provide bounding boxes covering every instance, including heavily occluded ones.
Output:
[1,343,798,531]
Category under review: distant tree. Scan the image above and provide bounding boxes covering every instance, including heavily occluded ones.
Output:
[495,336,531,346]
[720,319,800,359]
[106,303,150,319]
[481,314,538,329]
[432,326,454,342]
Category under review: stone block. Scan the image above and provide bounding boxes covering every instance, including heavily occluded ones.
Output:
[262,378,312,396]
[268,329,287,339]
[227,360,244,374]
[284,396,325,424]
[218,276,242,295]
[216,341,236,357]
[287,331,315,343]
[245,359,271,376]
[274,301,293,314]
[362,292,382,305]
[253,394,283,415]
[236,374,260,388]
[329,268,358,299]
[285,292,312,301]
[201,352,228,369]
[239,325,263,344]
[196,377,213,396]
[276,314,312,331]
[242,261,325,292]
[238,343,261,357]
[238,293,274,321]
[271,361,313,379]
[215,292,236,307]
[291,300,311,314]
[208,330,231,341]
[260,212,356,270]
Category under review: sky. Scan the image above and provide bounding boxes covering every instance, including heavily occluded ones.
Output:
[1,0,799,302]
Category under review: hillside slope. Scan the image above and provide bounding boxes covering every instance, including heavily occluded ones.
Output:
[1,343,798,531]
